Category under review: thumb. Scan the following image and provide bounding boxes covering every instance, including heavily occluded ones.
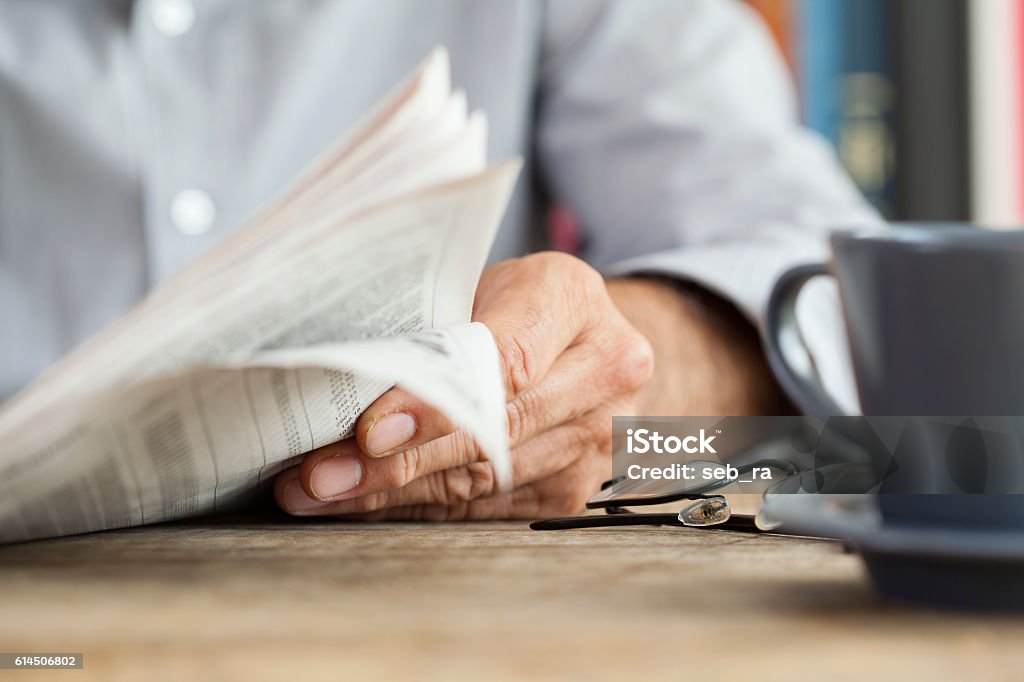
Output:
[356,386,458,458]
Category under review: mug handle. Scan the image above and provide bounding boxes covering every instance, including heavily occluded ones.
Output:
[764,264,846,418]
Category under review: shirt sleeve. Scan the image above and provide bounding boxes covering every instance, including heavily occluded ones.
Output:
[537,0,883,413]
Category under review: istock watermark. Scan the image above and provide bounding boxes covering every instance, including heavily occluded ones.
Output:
[612,416,1024,495]
[625,428,718,455]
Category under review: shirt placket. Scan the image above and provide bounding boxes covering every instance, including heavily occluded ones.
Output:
[132,0,223,285]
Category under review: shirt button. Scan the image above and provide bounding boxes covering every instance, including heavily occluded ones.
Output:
[151,0,196,36]
[170,189,217,236]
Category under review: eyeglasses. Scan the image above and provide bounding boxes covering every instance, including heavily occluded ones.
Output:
[531,459,798,534]
[530,420,890,535]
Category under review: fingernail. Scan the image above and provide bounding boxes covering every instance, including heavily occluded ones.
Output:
[283,478,331,514]
[366,412,417,455]
[310,456,363,499]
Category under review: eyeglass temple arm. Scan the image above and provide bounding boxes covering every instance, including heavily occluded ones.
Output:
[530,513,760,532]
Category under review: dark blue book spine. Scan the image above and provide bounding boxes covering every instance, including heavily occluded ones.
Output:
[841,0,896,214]
[799,0,845,146]
[799,0,895,215]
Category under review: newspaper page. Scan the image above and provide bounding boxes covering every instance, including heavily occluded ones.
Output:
[0,324,508,544]
[0,47,481,421]
[0,162,521,544]
[0,49,519,543]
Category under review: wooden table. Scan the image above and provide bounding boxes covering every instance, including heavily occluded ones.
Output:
[1,513,1022,681]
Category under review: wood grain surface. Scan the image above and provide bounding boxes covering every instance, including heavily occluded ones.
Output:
[1,513,1022,681]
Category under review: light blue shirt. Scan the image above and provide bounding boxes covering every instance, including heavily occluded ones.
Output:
[0,0,878,407]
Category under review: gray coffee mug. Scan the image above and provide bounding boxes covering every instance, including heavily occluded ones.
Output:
[765,226,1024,610]
[765,224,1024,418]
[765,224,1024,524]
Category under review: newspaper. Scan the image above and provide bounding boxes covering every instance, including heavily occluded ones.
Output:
[0,48,518,544]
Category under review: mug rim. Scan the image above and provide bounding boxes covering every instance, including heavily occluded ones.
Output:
[832,223,1024,253]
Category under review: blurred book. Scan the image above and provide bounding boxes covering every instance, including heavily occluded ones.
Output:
[796,0,845,147]
[747,0,898,216]
[833,0,897,216]
[744,0,1005,222]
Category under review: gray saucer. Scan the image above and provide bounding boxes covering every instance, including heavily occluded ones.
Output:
[762,495,1024,611]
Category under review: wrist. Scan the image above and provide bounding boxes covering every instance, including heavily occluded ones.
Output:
[606,276,792,416]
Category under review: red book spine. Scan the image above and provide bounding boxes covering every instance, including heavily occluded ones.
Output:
[1018,0,1024,219]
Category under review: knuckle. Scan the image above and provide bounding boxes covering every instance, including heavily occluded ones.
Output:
[543,251,600,281]
[424,472,451,506]
[526,250,581,272]
[576,261,607,297]
[590,416,614,452]
[528,251,605,301]
[440,469,470,503]
[465,462,497,498]
[496,333,536,396]
[577,414,613,457]
[505,391,537,445]
[505,398,527,445]
[607,331,655,393]
[559,415,612,460]
[441,462,496,503]
[381,448,421,489]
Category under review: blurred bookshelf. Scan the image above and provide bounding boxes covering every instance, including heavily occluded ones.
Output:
[745,0,1024,228]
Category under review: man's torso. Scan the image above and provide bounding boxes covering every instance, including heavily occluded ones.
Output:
[0,0,551,397]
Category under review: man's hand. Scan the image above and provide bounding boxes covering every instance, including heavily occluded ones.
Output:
[274,252,654,520]
[274,251,789,520]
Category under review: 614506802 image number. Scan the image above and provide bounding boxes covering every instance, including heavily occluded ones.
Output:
[0,653,83,669]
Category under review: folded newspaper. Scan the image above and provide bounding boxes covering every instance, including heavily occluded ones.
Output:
[0,48,518,544]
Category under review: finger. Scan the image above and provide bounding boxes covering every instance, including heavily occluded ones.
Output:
[504,340,622,446]
[274,465,325,515]
[355,335,618,466]
[284,459,499,516]
[352,306,615,463]
[355,387,458,457]
[298,410,612,515]
[473,254,606,399]
[353,256,611,457]
[344,455,607,521]
[289,353,613,509]
[277,429,484,512]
